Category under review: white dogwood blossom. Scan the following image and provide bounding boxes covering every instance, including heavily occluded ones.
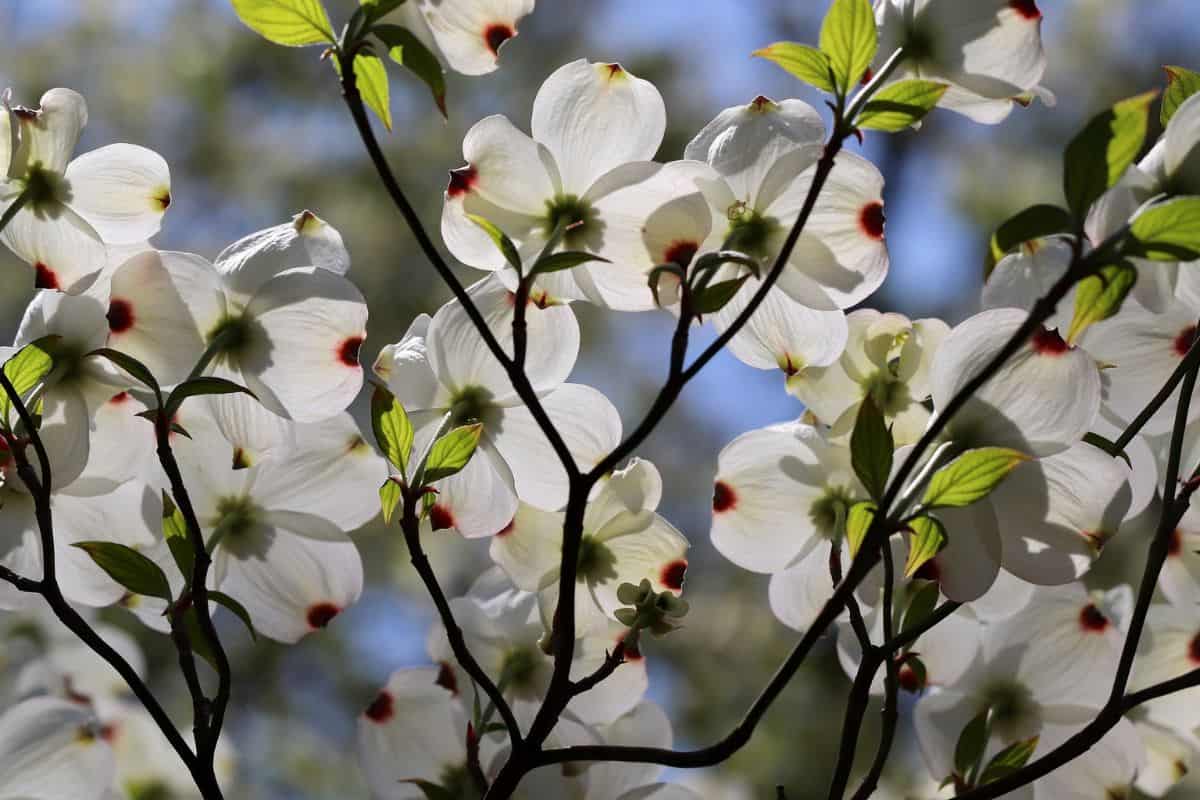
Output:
[387,0,536,76]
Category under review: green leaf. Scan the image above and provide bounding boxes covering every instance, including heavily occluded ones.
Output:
[371,385,414,475]
[900,579,940,637]
[954,709,992,779]
[354,53,392,131]
[230,0,335,46]
[0,338,55,429]
[691,274,751,315]
[986,204,1074,275]
[855,80,948,132]
[845,501,877,557]
[423,423,483,484]
[922,448,1029,510]
[180,606,219,671]
[818,0,877,96]
[1063,91,1157,220]
[979,736,1039,785]
[1162,66,1200,127]
[210,590,257,641]
[161,492,195,581]
[850,397,893,502]
[533,251,610,275]
[904,516,948,578]
[753,42,835,93]
[647,263,685,308]
[380,478,402,524]
[465,214,522,273]
[87,348,161,405]
[72,542,171,601]
[166,377,256,416]
[374,24,447,118]
[1128,196,1200,262]
[1068,262,1137,343]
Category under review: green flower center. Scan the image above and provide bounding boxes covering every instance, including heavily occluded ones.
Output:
[980,680,1038,741]
[543,194,597,247]
[211,496,259,554]
[206,313,254,359]
[724,204,778,259]
[903,24,936,64]
[23,165,69,213]
[576,535,618,584]
[809,486,855,539]
[862,369,913,416]
[449,385,493,427]
[126,781,172,800]
[500,645,543,693]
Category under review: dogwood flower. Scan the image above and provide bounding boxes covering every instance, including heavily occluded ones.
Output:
[711,420,863,575]
[787,309,948,444]
[374,276,621,532]
[1,88,169,292]
[490,458,688,636]
[171,411,384,643]
[873,0,1050,124]
[441,59,669,309]
[105,212,366,427]
[0,696,115,800]
[1130,602,1200,734]
[1138,91,1200,197]
[426,567,647,731]
[387,0,536,76]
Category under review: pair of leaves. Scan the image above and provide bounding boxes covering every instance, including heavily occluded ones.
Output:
[374,24,447,120]
[90,348,255,422]
[756,0,875,98]
[0,338,56,431]
[466,214,608,280]
[1063,91,1157,222]
[953,707,1037,789]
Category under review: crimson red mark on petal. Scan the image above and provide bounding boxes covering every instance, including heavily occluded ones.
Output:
[483,24,514,56]
[1031,326,1069,356]
[1009,0,1042,20]
[34,262,59,290]
[436,661,459,695]
[447,165,478,198]
[1190,632,1200,665]
[663,240,698,268]
[109,392,131,405]
[713,481,737,513]
[898,665,921,692]
[306,603,341,629]
[496,517,516,537]
[1175,326,1197,357]
[1079,603,1109,633]
[660,559,687,591]
[429,504,455,531]
[107,299,135,333]
[364,690,394,723]
[860,67,875,86]
[606,63,624,79]
[1170,528,1183,557]
[859,202,885,240]
[338,336,364,367]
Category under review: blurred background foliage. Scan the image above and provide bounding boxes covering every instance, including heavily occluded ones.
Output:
[1,0,1199,797]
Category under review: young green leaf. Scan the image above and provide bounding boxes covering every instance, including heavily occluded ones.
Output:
[1067,262,1137,343]
[465,214,522,273]
[532,251,609,275]
[354,52,392,131]
[855,80,948,132]
[380,478,402,524]
[161,492,195,581]
[922,448,1029,509]
[691,275,751,315]
[72,542,172,601]
[819,0,878,96]
[954,708,993,780]
[1063,91,1157,221]
[753,42,835,94]
[978,736,1039,785]
[845,501,877,557]
[87,348,162,406]
[904,515,948,578]
[850,397,893,501]
[166,377,256,417]
[371,385,414,475]
[374,24,448,118]
[900,579,940,637]
[1127,196,1200,262]
[179,605,219,671]
[422,423,484,484]
[0,338,56,428]
[1162,65,1200,127]
[230,0,335,47]
[985,204,1074,276]
[210,590,258,641]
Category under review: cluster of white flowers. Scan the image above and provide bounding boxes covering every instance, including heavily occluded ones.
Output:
[7,0,1200,798]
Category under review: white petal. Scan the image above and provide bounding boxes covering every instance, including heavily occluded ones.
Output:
[982,239,1073,330]
[768,543,837,632]
[1,201,107,293]
[489,502,563,591]
[595,514,689,612]
[214,211,350,303]
[417,0,535,76]
[921,500,1002,602]
[932,308,1101,456]
[459,114,559,216]
[919,0,1046,97]
[1164,91,1200,193]
[242,267,368,421]
[713,280,848,374]
[1033,710,1141,800]
[63,144,170,245]
[13,89,88,175]
[531,59,666,193]
[425,437,518,539]
[0,697,114,800]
